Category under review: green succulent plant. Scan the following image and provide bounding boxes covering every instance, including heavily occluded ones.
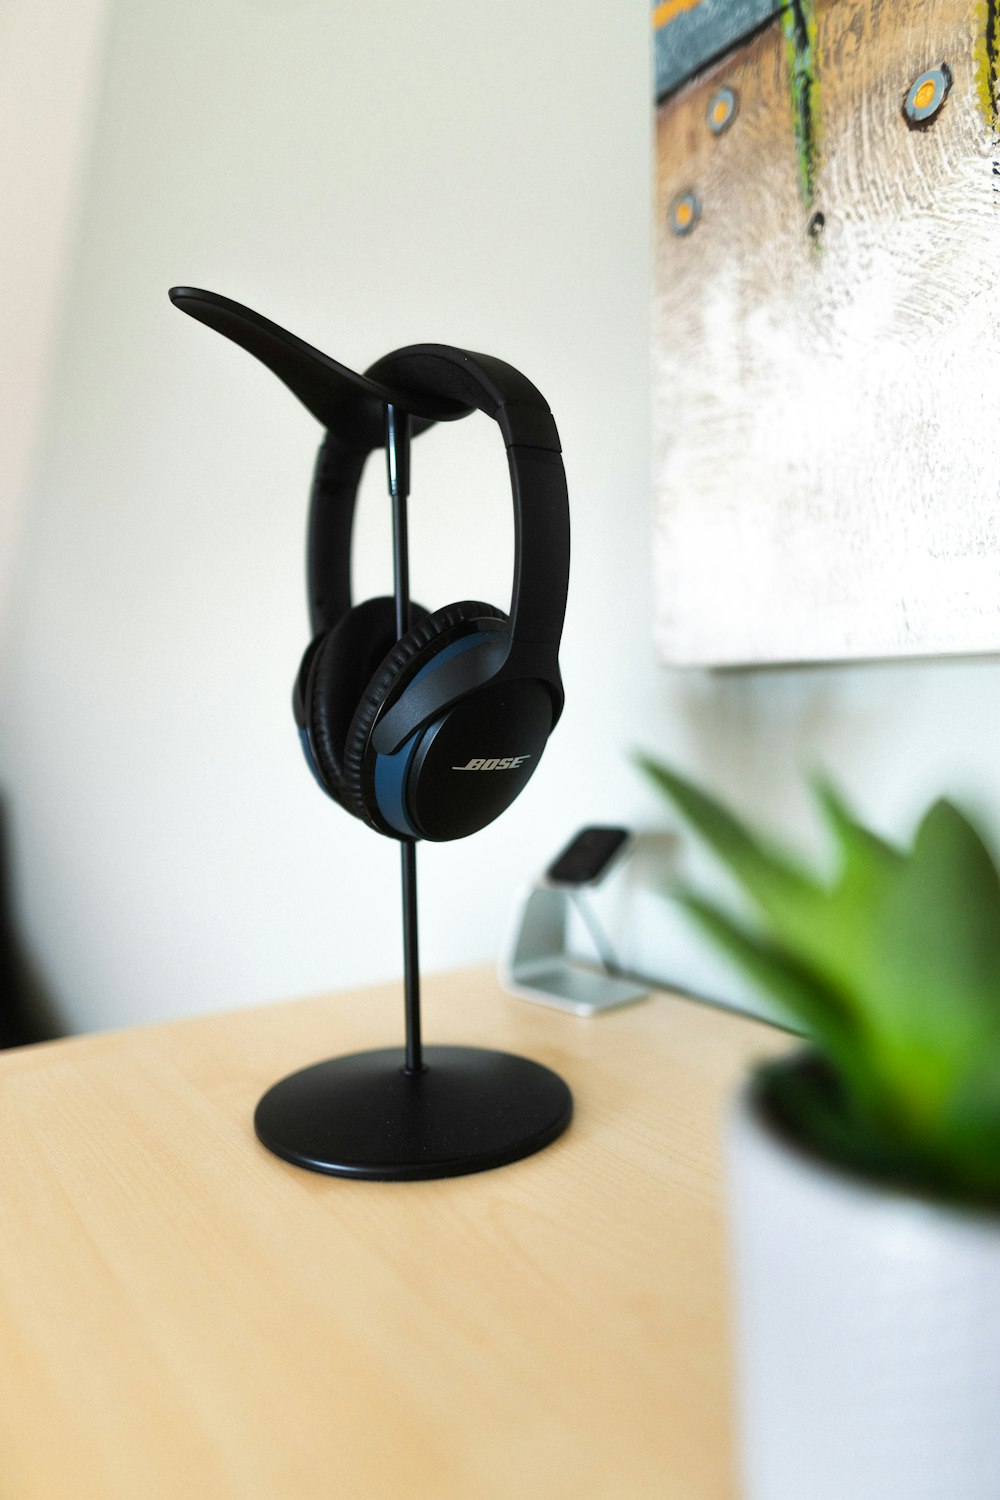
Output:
[638,757,1000,1207]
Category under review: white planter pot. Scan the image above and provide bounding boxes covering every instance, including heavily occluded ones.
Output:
[727,1068,1000,1500]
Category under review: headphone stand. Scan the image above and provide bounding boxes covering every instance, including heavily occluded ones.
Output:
[253,406,573,1180]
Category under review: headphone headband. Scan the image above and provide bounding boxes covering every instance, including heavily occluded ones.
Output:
[311,343,569,680]
[366,345,562,452]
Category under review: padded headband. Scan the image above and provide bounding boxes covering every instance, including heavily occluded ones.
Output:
[366,345,561,451]
[309,344,569,651]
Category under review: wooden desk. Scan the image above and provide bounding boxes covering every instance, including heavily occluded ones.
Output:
[0,967,789,1500]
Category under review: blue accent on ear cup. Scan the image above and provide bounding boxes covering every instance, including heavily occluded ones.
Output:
[373,729,420,836]
[372,632,494,837]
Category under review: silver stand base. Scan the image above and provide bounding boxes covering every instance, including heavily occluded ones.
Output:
[501,885,648,1017]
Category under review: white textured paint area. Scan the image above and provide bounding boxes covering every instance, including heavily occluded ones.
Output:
[653,0,1000,665]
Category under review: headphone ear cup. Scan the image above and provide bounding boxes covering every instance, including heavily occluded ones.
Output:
[341,599,508,829]
[305,597,429,808]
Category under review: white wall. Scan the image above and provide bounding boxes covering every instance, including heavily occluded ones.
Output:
[5,0,1000,1035]
[0,0,111,626]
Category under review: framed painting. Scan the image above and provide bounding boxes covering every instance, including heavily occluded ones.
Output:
[652,0,1000,665]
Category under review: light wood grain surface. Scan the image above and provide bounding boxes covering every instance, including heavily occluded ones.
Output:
[0,967,790,1500]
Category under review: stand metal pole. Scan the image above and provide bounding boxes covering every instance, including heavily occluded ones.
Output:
[386,404,423,1075]
[400,842,422,1074]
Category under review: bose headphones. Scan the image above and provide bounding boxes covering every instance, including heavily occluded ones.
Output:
[169,288,569,842]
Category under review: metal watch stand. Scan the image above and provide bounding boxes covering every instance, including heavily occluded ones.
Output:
[254,406,573,1180]
[502,884,649,1017]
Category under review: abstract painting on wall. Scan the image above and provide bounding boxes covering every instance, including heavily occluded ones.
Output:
[652,0,1000,665]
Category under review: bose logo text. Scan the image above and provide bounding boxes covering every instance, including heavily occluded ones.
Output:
[452,757,531,771]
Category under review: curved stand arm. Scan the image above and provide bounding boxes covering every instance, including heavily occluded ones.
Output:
[168,285,474,446]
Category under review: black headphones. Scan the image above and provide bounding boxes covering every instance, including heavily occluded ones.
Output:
[169,289,569,842]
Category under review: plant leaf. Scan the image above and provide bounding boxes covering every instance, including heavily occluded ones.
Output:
[857,799,1000,1146]
[677,891,875,1110]
[639,754,1000,1206]
[638,758,899,1031]
[799,775,907,1021]
[636,757,827,939]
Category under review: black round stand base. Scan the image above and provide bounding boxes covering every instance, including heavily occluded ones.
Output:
[254,1045,573,1181]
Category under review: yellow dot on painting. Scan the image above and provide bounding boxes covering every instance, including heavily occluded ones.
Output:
[914,79,936,109]
[713,100,728,124]
[675,201,692,226]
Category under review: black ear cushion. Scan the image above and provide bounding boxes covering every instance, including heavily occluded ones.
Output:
[341,599,508,826]
[308,597,429,805]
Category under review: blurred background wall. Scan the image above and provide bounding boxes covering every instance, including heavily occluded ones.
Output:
[3,0,1000,1036]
